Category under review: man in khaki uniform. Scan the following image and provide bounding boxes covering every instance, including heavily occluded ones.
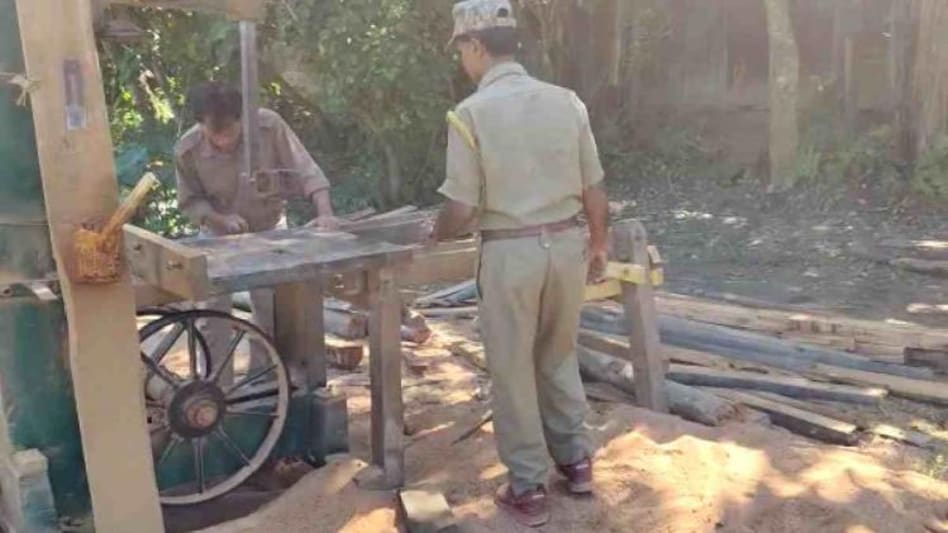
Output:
[430,1,610,527]
[175,82,337,376]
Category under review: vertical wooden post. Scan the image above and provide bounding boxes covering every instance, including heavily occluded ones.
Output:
[14,0,164,530]
[368,267,404,488]
[613,220,669,413]
[274,279,326,389]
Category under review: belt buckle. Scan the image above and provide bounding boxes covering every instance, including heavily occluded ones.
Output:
[539,226,552,249]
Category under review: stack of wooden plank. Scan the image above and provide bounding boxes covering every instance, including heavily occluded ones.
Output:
[420,281,948,449]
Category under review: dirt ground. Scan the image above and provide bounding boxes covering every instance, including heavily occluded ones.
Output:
[616,177,948,327]
[200,319,948,533]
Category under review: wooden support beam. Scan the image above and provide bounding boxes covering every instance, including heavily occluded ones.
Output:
[613,220,668,412]
[107,0,267,21]
[667,365,887,405]
[124,224,210,301]
[15,0,164,529]
[399,245,477,286]
[274,279,326,389]
[708,388,860,446]
[584,264,664,302]
[368,267,405,488]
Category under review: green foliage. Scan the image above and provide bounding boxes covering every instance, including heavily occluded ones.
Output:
[101,10,238,236]
[101,1,462,237]
[913,135,948,202]
[794,144,822,182]
[266,0,456,206]
[819,126,905,194]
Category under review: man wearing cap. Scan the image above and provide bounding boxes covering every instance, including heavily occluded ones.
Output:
[430,0,610,527]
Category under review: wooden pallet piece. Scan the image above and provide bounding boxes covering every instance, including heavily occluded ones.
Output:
[15,0,164,529]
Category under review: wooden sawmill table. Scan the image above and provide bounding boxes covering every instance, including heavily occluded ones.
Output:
[130,225,414,488]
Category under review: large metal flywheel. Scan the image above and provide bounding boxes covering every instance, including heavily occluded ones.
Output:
[138,309,289,505]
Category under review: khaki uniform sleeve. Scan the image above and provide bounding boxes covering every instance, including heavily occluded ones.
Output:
[573,93,605,188]
[273,115,330,199]
[175,151,214,227]
[439,107,481,208]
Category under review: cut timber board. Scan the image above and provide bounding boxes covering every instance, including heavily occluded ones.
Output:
[577,329,795,375]
[180,227,413,294]
[812,363,948,405]
[745,391,938,449]
[656,292,948,354]
[124,224,210,301]
[108,0,267,20]
[667,364,887,404]
[399,244,476,286]
[15,0,164,530]
[708,389,860,446]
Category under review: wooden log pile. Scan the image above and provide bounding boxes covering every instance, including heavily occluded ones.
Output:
[420,281,948,449]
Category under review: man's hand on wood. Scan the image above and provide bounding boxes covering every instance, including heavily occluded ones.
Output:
[587,245,608,284]
[207,213,249,235]
[304,215,341,231]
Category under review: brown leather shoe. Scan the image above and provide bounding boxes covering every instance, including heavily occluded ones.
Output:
[494,483,550,527]
[557,457,593,494]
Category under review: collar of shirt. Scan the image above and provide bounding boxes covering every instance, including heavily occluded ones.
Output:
[198,132,244,160]
[477,61,527,91]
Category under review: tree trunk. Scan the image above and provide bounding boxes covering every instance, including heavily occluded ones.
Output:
[913,0,948,157]
[890,0,916,162]
[762,0,800,192]
[588,0,624,121]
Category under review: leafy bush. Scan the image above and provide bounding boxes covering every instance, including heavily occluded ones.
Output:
[913,134,948,202]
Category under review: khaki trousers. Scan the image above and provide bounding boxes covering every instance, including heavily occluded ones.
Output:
[478,226,592,494]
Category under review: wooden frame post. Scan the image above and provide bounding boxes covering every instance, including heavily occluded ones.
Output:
[613,220,669,413]
[274,279,327,389]
[368,266,405,488]
[14,0,164,530]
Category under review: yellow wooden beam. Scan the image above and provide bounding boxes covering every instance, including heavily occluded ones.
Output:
[16,0,165,529]
[584,262,664,301]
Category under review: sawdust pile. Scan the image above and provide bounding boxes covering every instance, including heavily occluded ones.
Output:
[203,327,948,533]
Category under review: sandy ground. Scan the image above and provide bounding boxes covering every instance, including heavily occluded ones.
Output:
[192,319,948,533]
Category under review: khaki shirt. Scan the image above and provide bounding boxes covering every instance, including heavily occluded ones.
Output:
[175,108,330,232]
[439,62,604,231]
